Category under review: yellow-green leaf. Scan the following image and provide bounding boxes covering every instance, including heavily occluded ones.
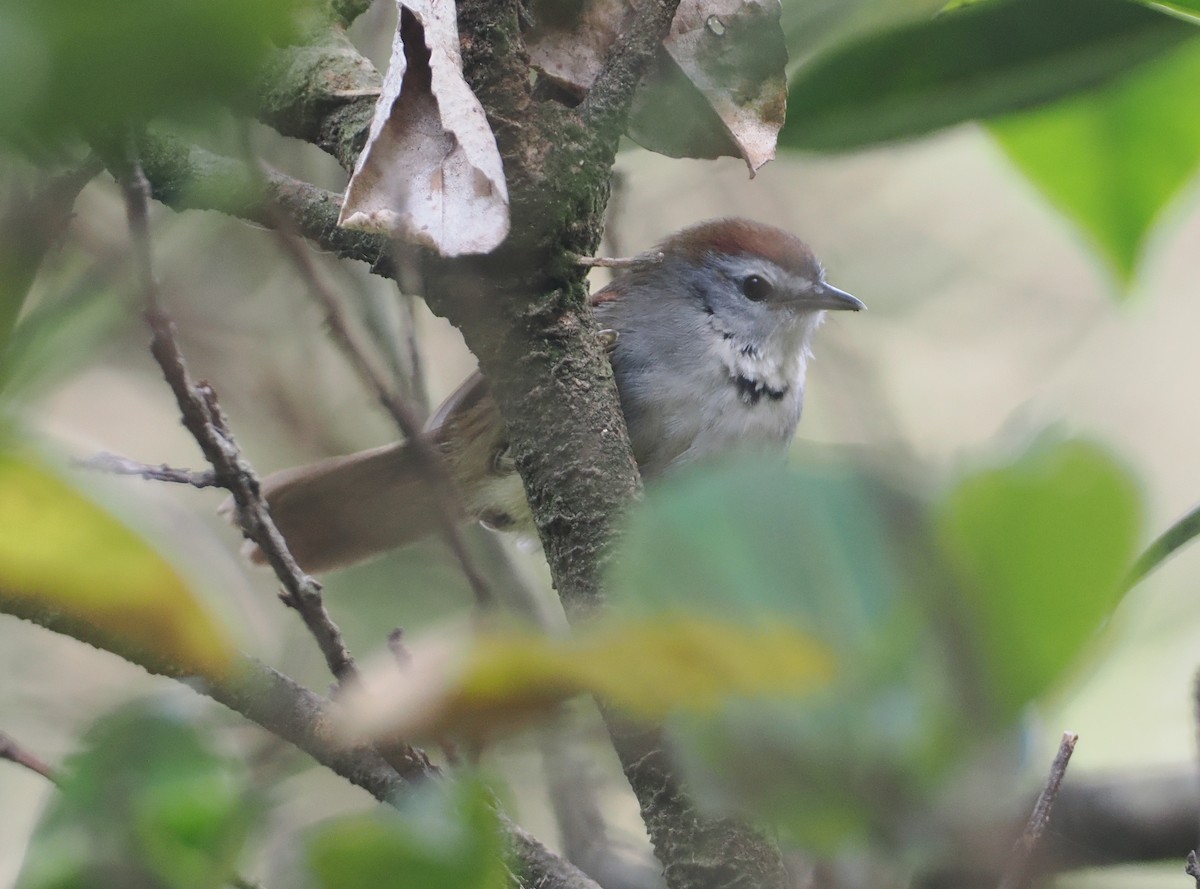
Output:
[0,452,234,678]
[343,616,834,743]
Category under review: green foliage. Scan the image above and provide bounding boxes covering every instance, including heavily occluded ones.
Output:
[0,277,127,402]
[306,778,507,889]
[609,458,953,848]
[16,701,257,889]
[782,0,1194,152]
[610,457,903,647]
[990,39,1200,285]
[0,0,306,148]
[937,437,1142,722]
[0,448,236,678]
[598,443,1142,848]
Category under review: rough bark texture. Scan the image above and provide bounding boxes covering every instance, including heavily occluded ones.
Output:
[258,29,380,172]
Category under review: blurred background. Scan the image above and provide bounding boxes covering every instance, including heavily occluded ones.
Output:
[2,1,1200,887]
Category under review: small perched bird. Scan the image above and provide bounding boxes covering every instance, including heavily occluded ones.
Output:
[251,218,864,572]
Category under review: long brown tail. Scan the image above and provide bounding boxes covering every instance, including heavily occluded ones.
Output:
[238,442,453,573]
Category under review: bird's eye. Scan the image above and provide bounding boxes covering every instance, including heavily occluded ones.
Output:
[741,274,773,301]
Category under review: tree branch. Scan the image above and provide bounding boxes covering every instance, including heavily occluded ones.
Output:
[0,588,601,888]
[135,132,392,273]
[257,28,381,171]
[116,153,359,685]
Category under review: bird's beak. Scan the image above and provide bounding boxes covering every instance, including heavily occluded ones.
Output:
[808,281,865,312]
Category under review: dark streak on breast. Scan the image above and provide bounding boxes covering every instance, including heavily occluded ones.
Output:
[734,374,788,406]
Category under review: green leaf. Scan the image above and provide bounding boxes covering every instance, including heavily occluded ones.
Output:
[0,449,235,678]
[308,779,507,889]
[0,276,126,401]
[0,0,306,148]
[990,39,1200,286]
[936,438,1142,721]
[781,0,1195,152]
[16,701,256,889]
[609,458,903,649]
[604,458,958,849]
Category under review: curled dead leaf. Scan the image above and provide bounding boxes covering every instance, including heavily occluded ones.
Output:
[526,0,787,174]
[339,0,509,256]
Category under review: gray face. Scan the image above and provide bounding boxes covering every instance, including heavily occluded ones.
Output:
[594,250,861,477]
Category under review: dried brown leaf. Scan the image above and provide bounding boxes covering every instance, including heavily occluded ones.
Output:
[339,0,509,256]
[526,0,786,174]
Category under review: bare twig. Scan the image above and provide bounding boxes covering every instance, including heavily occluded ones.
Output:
[0,730,59,784]
[573,251,664,270]
[117,146,442,783]
[998,731,1079,889]
[115,154,359,686]
[75,451,218,488]
[266,211,496,609]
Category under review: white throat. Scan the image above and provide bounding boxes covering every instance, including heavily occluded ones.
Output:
[711,311,823,405]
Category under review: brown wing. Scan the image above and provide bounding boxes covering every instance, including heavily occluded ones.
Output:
[426,371,509,500]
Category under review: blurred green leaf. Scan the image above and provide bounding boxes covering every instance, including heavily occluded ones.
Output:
[609,458,903,648]
[937,438,1142,721]
[782,0,1194,152]
[308,778,507,889]
[0,159,102,354]
[0,449,236,678]
[0,277,127,401]
[990,39,1200,286]
[606,458,958,850]
[782,0,945,69]
[0,0,305,147]
[16,700,256,889]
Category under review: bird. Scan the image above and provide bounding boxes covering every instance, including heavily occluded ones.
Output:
[248,218,864,572]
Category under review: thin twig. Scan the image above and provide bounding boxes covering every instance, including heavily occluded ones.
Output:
[573,251,663,270]
[0,731,59,784]
[116,145,440,782]
[75,451,218,488]
[998,731,1079,889]
[266,210,496,609]
[1126,502,1200,590]
[114,153,359,686]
